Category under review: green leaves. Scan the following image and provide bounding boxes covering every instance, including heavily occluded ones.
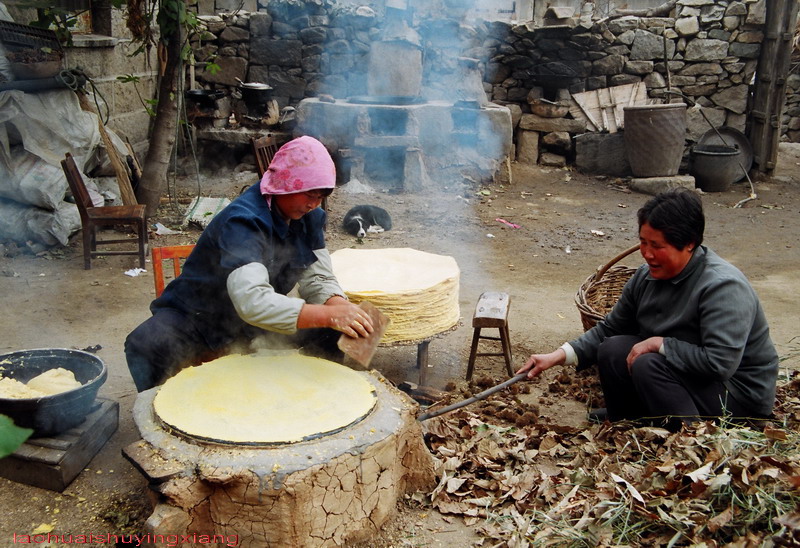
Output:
[0,414,33,459]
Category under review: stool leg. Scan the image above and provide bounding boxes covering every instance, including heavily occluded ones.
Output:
[466,327,481,381]
[501,324,513,376]
[417,340,430,386]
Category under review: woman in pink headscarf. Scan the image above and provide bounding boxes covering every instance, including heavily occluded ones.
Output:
[125,136,373,392]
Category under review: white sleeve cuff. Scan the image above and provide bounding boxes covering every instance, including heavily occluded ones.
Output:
[560,342,578,366]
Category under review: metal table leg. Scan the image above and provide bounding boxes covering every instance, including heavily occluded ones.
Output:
[416,340,430,386]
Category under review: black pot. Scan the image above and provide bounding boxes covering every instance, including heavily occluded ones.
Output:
[0,348,107,437]
[185,89,225,107]
[239,83,273,108]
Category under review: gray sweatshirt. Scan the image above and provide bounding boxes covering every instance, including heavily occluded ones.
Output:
[570,246,779,416]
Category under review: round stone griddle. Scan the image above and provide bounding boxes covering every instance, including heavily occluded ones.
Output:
[153,354,377,446]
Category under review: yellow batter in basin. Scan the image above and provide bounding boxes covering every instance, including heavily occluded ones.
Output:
[153,353,377,445]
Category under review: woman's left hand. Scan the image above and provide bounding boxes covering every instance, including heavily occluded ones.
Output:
[626,336,664,372]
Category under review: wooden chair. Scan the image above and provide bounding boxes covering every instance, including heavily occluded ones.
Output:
[61,152,148,270]
[152,245,195,297]
[251,134,279,177]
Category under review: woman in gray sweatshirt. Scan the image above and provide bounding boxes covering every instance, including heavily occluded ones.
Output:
[518,188,778,428]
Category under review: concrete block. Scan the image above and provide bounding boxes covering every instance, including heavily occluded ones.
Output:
[629,175,696,195]
[516,129,539,164]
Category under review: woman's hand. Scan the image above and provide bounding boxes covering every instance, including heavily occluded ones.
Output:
[324,301,374,338]
[516,348,566,379]
[297,297,374,338]
[626,336,664,372]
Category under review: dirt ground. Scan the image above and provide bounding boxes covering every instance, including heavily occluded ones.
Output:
[1,143,799,547]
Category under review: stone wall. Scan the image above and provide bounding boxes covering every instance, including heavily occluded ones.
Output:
[784,66,800,143]
[189,0,770,163]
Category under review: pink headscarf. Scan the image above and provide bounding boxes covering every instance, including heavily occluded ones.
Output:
[260,136,336,199]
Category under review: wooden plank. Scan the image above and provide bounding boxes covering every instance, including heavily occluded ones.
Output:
[569,83,650,133]
[122,441,187,484]
[569,94,602,131]
[0,399,118,491]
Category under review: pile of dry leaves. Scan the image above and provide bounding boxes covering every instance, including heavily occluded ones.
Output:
[421,372,800,546]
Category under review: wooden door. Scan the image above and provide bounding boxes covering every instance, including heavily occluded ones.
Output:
[749,0,799,172]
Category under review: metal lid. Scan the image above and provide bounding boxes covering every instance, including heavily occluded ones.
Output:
[239,82,271,90]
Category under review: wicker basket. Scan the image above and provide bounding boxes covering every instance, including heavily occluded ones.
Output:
[575,244,641,331]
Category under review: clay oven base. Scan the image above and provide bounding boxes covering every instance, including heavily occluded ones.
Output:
[125,370,437,547]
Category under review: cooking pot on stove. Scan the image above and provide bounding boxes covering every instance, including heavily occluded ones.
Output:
[239,82,273,107]
[185,89,226,107]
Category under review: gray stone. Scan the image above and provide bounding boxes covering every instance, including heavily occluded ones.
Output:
[519,114,586,133]
[631,30,676,61]
[506,103,523,129]
[197,55,247,86]
[271,21,296,37]
[707,29,731,41]
[699,4,725,23]
[679,0,713,5]
[605,45,631,56]
[725,112,746,133]
[629,175,696,195]
[684,38,728,61]
[541,131,572,152]
[609,74,642,86]
[725,2,747,16]
[722,16,740,31]
[728,42,760,59]
[679,63,723,76]
[686,106,726,141]
[711,85,749,114]
[644,71,667,89]
[682,83,718,96]
[625,60,654,75]
[299,27,327,44]
[586,76,608,90]
[199,15,226,34]
[516,129,539,164]
[539,152,567,167]
[575,132,629,176]
[671,75,697,86]
[736,31,764,44]
[675,16,700,37]
[593,55,626,75]
[267,70,307,100]
[249,12,273,37]
[308,15,329,27]
[745,0,766,26]
[219,25,250,43]
[607,17,640,35]
[616,30,636,45]
[250,38,303,67]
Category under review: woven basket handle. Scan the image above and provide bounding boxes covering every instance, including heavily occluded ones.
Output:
[595,244,641,280]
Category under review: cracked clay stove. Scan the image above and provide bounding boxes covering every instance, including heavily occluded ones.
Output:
[123,354,436,547]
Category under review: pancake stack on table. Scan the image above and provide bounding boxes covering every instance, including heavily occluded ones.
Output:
[330,248,460,344]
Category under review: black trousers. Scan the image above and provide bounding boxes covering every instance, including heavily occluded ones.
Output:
[125,308,342,392]
[597,335,754,426]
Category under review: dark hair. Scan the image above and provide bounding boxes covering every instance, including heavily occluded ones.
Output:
[637,188,704,249]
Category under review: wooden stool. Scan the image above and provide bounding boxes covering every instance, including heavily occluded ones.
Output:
[466,292,513,381]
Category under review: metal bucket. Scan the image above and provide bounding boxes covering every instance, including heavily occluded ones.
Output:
[623,103,687,177]
[0,348,107,436]
[691,144,742,192]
